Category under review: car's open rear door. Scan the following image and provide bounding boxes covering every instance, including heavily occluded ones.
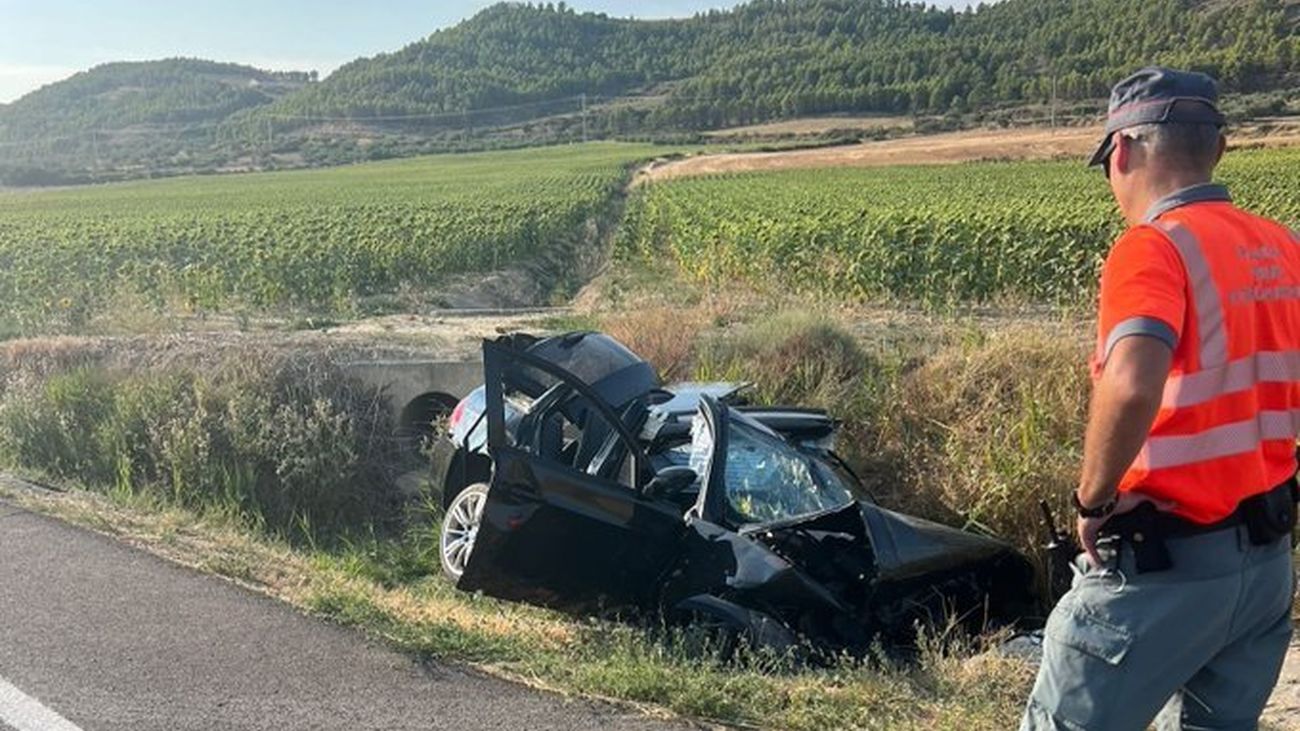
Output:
[457,340,684,613]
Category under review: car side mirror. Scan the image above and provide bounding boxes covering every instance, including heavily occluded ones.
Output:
[647,466,697,499]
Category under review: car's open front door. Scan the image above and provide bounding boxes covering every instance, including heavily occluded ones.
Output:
[457,340,684,613]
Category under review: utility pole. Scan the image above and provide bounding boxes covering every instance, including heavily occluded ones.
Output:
[581,93,588,144]
[90,130,101,176]
[1050,74,1058,133]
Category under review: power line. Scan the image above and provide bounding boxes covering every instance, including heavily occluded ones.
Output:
[0,120,226,149]
[0,92,734,151]
[263,95,588,123]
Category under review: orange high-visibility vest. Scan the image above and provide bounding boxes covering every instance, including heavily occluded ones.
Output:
[1114,200,1300,524]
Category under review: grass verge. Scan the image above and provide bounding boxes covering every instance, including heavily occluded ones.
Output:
[6,287,1288,728]
[0,328,1048,729]
[0,478,1036,730]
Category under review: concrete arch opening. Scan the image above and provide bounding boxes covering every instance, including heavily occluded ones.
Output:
[397,391,460,457]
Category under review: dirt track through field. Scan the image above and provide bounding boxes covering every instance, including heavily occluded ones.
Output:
[640,122,1300,183]
[640,126,1104,183]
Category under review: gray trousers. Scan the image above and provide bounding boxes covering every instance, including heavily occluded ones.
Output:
[1021,526,1295,731]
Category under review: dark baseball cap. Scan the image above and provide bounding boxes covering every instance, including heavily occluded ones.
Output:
[1089,66,1227,167]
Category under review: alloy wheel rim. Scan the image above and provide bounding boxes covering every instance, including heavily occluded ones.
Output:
[442,489,485,578]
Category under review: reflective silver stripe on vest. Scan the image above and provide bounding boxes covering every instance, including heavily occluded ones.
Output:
[1163,350,1300,408]
[1156,220,1228,368]
[1134,409,1300,471]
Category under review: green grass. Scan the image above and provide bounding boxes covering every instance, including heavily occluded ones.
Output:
[0,142,673,334]
[0,478,1036,731]
[0,316,1046,729]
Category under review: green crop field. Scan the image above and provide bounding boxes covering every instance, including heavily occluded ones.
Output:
[7,141,1300,338]
[0,142,666,333]
[621,147,1300,306]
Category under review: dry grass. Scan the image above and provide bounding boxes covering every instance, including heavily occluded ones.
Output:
[0,477,1038,731]
[600,300,742,382]
[589,299,1092,562]
[890,327,1090,548]
[694,310,877,409]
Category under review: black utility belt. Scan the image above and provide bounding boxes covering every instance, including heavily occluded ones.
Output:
[1102,478,1298,574]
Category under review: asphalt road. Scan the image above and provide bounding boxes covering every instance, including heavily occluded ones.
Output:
[0,498,697,731]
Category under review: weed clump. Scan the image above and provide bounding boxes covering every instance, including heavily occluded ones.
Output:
[0,348,398,541]
[892,328,1089,551]
[696,310,880,409]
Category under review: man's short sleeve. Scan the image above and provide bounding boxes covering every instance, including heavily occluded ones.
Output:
[1095,226,1187,370]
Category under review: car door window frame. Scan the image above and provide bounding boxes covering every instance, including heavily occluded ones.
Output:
[693,395,728,522]
[695,395,856,530]
[484,339,651,492]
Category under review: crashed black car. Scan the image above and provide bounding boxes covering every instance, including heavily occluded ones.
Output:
[438,332,1041,652]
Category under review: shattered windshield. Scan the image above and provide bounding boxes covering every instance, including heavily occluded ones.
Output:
[720,418,855,526]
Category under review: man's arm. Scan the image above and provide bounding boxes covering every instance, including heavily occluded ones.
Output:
[1077,336,1174,566]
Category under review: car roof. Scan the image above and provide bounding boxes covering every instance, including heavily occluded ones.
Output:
[522,332,660,408]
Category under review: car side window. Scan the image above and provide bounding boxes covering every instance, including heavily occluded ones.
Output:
[522,392,638,490]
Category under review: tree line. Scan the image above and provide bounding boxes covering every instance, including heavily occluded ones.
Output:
[245,0,1300,131]
[3,0,1297,180]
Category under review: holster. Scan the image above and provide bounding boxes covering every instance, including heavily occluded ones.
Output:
[1239,477,1299,547]
[1102,478,1300,575]
[1104,502,1173,574]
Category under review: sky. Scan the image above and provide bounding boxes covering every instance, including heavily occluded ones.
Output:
[0,0,979,103]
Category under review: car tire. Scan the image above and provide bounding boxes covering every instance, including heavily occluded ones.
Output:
[440,482,489,582]
[668,596,798,661]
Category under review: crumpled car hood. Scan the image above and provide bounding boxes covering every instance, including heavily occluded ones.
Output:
[857,502,1009,582]
[730,499,1038,644]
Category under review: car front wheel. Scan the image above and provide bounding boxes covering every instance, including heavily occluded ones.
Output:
[440,482,488,582]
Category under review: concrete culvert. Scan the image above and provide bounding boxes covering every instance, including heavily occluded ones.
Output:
[397,393,460,455]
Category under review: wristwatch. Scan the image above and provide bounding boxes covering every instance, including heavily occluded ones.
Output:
[1073,491,1118,519]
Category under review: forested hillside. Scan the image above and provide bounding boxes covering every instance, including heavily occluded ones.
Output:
[245,0,1299,130]
[659,0,1300,126]
[0,59,309,184]
[0,59,310,137]
[3,0,1299,182]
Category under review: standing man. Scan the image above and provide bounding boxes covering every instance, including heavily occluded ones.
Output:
[1022,67,1300,730]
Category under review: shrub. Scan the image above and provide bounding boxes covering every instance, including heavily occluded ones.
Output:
[0,368,116,482]
[892,328,1089,552]
[694,310,879,409]
[0,349,399,541]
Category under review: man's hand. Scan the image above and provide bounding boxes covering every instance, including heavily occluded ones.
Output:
[1077,492,1178,568]
[1076,336,1175,568]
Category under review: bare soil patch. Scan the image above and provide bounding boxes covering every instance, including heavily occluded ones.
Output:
[641,126,1103,182]
[1266,641,1300,730]
[704,115,912,138]
[642,121,1300,182]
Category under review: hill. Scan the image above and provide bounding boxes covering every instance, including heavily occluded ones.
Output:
[245,0,1299,131]
[4,0,1300,182]
[0,59,310,184]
